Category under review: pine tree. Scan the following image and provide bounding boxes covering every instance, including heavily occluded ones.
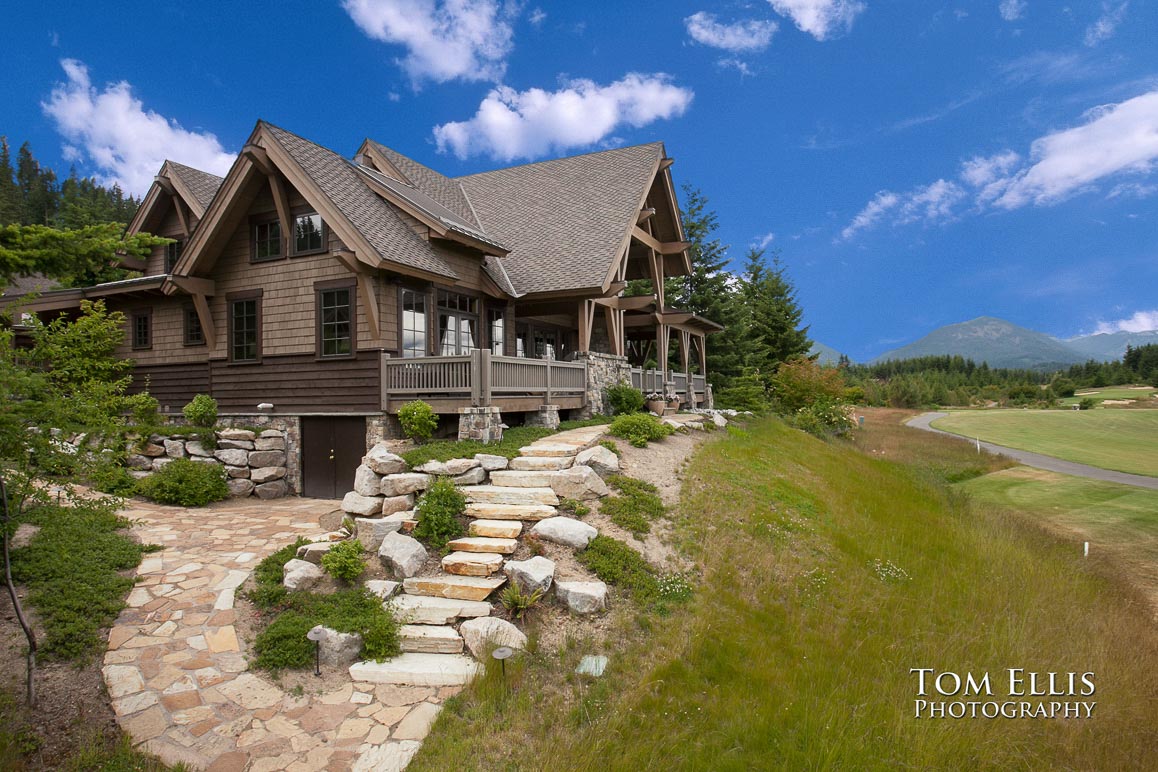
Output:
[0,138,22,225]
[743,247,812,369]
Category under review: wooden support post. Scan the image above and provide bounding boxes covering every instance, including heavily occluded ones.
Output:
[679,330,690,373]
[545,358,553,404]
[357,274,382,344]
[173,197,191,239]
[579,299,594,353]
[697,333,707,375]
[268,174,292,256]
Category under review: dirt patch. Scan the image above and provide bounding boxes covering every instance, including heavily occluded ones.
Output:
[1,580,125,768]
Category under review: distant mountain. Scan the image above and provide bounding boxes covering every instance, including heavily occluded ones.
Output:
[810,341,845,365]
[1065,330,1158,362]
[875,317,1087,370]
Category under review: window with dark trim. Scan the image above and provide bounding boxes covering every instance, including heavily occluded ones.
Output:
[228,292,261,362]
[293,212,325,255]
[437,290,478,356]
[253,221,281,261]
[317,283,354,357]
[488,308,505,356]
[165,240,183,273]
[131,310,152,350]
[184,307,205,346]
[401,288,427,358]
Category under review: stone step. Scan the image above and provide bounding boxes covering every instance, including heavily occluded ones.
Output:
[464,485,559,506]
[399,624,464,654]
[464,503,556,521]
[442,551,504,576]
[388,594,492,625]
[489,470,559,488]
[519,443,581,458]
[349,653,482,686]
[403,574,506,601]
[508,456,573,472]
[469,519,523,538]
[447,536,518,554]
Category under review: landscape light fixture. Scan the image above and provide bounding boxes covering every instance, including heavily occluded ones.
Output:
[306,625,326,676]
[492,646,514,681]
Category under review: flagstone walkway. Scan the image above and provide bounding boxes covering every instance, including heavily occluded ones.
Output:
[103,496,456,771]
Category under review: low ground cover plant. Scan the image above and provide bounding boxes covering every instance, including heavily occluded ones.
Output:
[578,535,659,603]
[414,478,466,550]
[606,383,645,415]
[135,458,229,506]
[608,414,673,448]
[600,475,665,536]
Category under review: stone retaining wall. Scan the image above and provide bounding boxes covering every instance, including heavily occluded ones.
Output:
[124,427,291,499]
[576,352,632,418]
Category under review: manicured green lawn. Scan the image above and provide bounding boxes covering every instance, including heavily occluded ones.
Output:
[410,417,1158,770]
[931,409,1158,477]
[1062,386,1157,406]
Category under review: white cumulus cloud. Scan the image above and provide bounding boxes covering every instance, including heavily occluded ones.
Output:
[433,73,694,161]
[341,0,517,85]
[41,59,235,197]
[767,0,866,40]
[999,0,1026,22]
[894,179,967,224]
[1095,310,1158,333]
[1084,1,1128,47]
[960,150,1022,187]
[685,11,778,52]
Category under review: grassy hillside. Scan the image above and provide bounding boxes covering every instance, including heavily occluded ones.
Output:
[931,409,1158,477]
[410,417,1158,770]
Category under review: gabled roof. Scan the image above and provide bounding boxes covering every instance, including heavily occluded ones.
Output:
[361,140,480,228]
[456,143,666,296]
[166,162,224,213]
[261,123,458,280]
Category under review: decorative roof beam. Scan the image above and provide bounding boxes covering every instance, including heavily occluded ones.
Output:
[333,248,382,344]
[631,226,690,255]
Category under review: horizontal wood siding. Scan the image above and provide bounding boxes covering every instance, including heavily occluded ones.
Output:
[209,352,381,413]
[129,361,210,411]
[109,296,209,366]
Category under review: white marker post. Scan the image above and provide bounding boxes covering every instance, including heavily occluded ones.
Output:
[976,437,981,454]
[1084,542,1089,558]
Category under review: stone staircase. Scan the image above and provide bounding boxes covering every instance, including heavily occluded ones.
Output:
[346,425,612,687]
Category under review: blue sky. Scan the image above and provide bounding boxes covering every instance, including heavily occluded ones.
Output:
[3,1,1157,360]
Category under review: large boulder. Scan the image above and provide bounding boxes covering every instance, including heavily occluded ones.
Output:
[459,617,527,659]
[318,627,363,667]
[250,466,286,484]
[126,454,151,470]
[283,559,324,591]
[217,439,255,451]
[140,442,167,458]
[503,556,555,595]
[355,517,403,551]
[382,494,416,516]
[150,457,172,472]
[342,491,383,517]
[213,448,249,466]
[364,443,408,475]
[711,413,728,428]
[417,457,481,476]
[380,473,432,497]
[555,580,608,614]
[218,428,256,441]
[254,436,286,451]
[364,580,401,600]
[227,479,255,498]
[185,440,212,457]
[474,453,508,471]
[548,465,610,501]
[378,532,428,579]
[248,450,286,468]
[452,467,487,486]
[225,465,250,479]
[163,439,187,459]
[255,480,288,499]
[575,445,620,477]
[296,542,334,564]
[353,464,382,496]
[531,517,598,549]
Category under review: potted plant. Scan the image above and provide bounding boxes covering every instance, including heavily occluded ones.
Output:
[666,391,681,412]
[644,391,666,415]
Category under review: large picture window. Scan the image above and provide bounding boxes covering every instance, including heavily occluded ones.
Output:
[437,290,478,356]
[401,288,427,358]
[293,212,324,254]
[317,284,354,357]
[229,292,261,362]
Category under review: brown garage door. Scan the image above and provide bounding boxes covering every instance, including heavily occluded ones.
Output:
[301,417,366,499]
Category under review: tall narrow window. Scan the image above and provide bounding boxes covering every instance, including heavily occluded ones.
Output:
[184,307,205,346]
[229,296,260,362]
[488,309,505,356]
[437,290,478,356]
[164,240,183,272]
[401,288,426,358]
[293,213,324,254]
[318,287,353,357]
[131,310,152,350]
[253,221,281,261]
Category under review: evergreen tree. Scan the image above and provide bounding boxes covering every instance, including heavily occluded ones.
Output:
[741,247,812,371]
[0,138,22,225]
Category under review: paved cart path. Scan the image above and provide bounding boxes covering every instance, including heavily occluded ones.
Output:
[906,412,1158,491]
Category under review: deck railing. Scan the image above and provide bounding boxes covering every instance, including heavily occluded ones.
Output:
[383,350,586,410]
[630,367,708,404]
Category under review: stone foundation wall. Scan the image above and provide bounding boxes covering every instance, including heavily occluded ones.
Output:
[214,414,301,495]
[457,406,504,442]
[525,405,560,430]
[367,414,404,447]
[125,426,290,499]
[576,352,632,418]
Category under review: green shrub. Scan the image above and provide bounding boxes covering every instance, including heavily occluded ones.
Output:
[609,413,674,448]
[499,583,545,619]
[136,458,229,506]
[182,394,218,428]
[1050,377,1077,398]
[558,497,591,517]
[414,477,466,550]
[399,400,439,442]
[578,535,658,602]
[126,391,160,430]
[245,538,309,610]
[789,398,856,438]
[715,372,770,413]
[89,461,138,497]
[602,475,665,536]
[1078,397,1097,410]
[321,540,366,584]
[606,382,645,415]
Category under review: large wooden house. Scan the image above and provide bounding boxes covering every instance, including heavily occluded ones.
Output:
[7,121,720,497]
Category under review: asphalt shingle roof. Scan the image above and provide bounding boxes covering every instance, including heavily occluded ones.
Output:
[365,141,480,228]
[456,143,664,296]
[166,161,224,212]
[262,123,457,279]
